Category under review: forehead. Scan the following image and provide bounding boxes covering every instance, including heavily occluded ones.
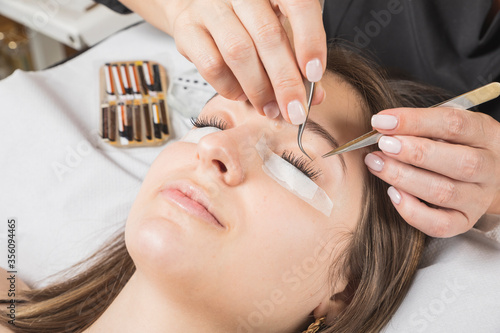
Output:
[312,73,370,146]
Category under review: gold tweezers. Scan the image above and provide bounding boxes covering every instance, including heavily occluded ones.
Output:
[322,82,500,158]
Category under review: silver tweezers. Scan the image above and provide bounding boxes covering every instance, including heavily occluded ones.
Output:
[297,0,325,160]
[322,82,500,158]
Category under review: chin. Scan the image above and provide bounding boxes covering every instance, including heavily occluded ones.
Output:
[126,214,184,271]
[125,201,220,282]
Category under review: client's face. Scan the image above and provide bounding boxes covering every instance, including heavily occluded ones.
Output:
[126,73,369,331]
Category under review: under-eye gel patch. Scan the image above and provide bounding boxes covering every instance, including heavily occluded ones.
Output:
[255,137,333,217]
[181,127,221,144]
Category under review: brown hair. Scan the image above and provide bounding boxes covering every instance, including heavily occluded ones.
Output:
[1,43,446,332]
[318,42,445,332]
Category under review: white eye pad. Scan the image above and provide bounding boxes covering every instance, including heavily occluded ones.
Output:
[255,137,333,217]
[181,127,221,144]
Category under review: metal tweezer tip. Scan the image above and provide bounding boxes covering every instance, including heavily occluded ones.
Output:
[297,81,315,160]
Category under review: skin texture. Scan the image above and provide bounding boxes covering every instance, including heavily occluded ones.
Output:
[119,0,500,238]
[85,74,368,332]
[366,107,500,237]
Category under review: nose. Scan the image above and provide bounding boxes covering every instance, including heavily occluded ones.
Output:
[196,130,245,186]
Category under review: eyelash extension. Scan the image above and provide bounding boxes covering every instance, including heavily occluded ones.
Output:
[190,115,227,130]
[281,150,322,181]
[189,118,321,180]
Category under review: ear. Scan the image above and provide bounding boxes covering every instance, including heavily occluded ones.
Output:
[313,278,355,321]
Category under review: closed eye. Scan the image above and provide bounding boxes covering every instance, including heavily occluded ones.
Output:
[281,150,322,181]
[191,115,323,180]
[190,115,227,130]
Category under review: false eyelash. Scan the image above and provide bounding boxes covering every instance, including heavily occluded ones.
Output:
[190,115,227,130]
[281,150,322,181]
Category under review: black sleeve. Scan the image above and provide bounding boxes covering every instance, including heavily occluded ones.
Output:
[94,0,132,14]
[323,0,500,121]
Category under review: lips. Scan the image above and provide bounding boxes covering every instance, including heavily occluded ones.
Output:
[160,181,224,229]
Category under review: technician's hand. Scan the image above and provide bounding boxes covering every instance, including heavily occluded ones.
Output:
[364,107,500,238]
[120,0,327,124]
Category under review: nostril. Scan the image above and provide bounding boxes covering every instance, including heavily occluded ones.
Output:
[213,160,227,173]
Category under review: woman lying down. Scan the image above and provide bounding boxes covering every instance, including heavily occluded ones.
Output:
[0,44,452,333]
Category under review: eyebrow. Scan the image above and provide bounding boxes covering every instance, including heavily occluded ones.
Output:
[304,119,347,172]
[204,95,347,171]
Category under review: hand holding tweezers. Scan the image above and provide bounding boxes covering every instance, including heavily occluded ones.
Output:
[297,0,325,160]
[322,82,500,158]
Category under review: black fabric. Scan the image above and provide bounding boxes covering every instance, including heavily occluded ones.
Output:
[323,0,500,120]
[94,0,132,14]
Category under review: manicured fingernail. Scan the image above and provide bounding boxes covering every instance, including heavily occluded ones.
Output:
[263,101,280,119]
[387,186,401,204]
[306,58,323,82]
[364,153,384,172]
[378,136,402,154]
[371,115,398,130]
[237,93,248,102]
[288,100,306,125]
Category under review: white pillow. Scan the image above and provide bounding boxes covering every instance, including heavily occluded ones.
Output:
[383,214,500,332]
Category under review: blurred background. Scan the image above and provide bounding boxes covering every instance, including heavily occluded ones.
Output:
[0,0,142,79]
[0,15,35,79]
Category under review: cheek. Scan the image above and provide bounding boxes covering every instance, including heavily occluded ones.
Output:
[225,223,333,322]
[226,181,333,293]
[326,158,366,228]
[134,142,196,196]
[125,206,183,275]
[124,143,198,268]
[125,146,177,229]
[125,194,225,286]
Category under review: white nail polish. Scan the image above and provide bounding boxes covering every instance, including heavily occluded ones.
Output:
[306,58,323,82]
[387,186,402,205]
[371,115,398,130]
[263,101,280,119]
[287,100,306,125]
[378,136,402,154]
[364,153,384,172]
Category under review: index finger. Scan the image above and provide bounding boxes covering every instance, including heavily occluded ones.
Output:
[372,107,500,148]
[279,0,327,82]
